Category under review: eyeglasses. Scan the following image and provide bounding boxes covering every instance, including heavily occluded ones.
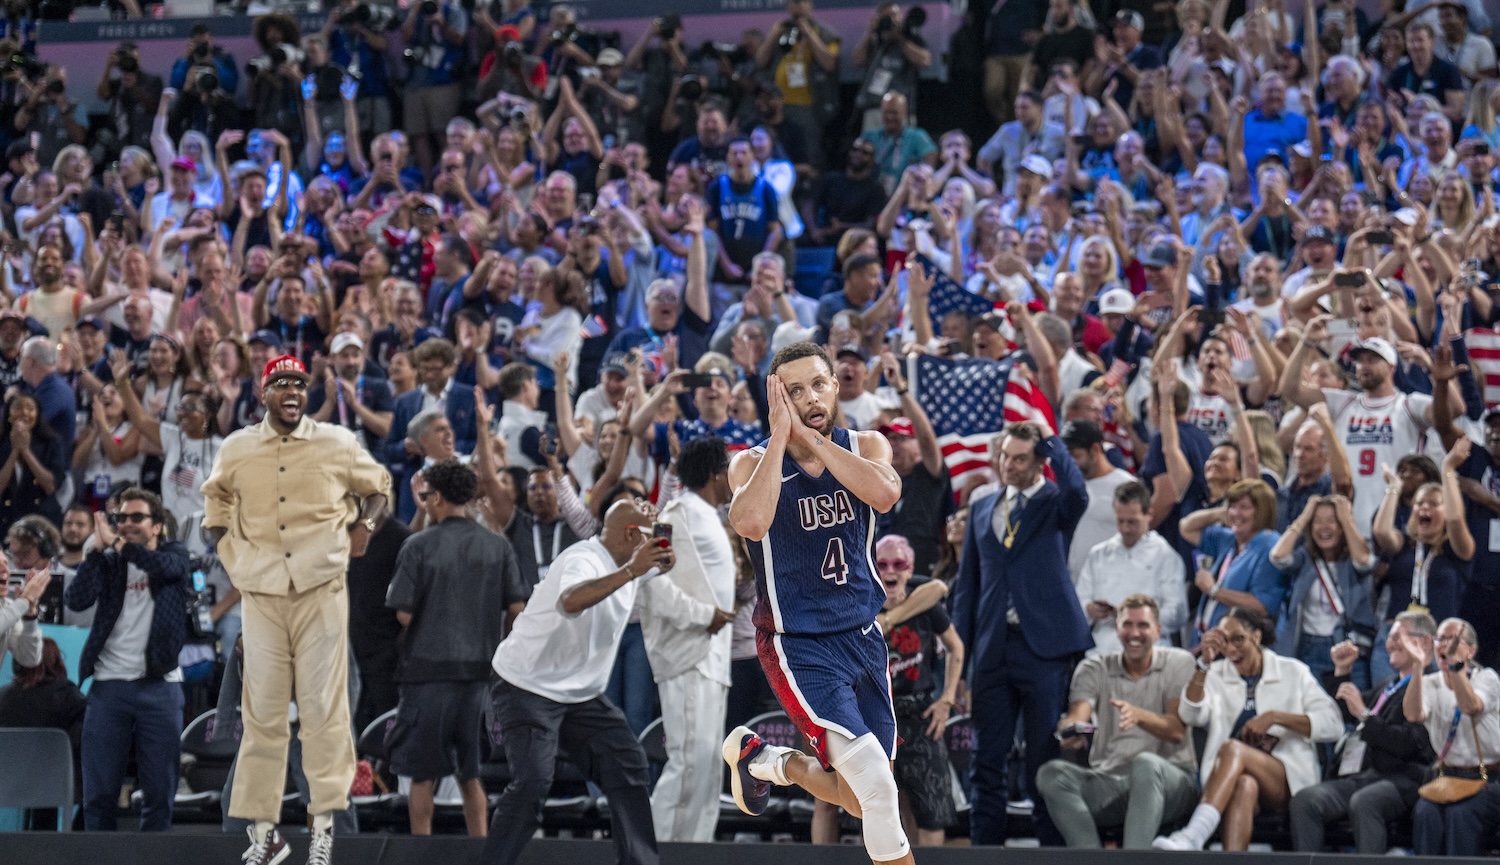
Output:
[875,559,910,571]
[414,206,438,216]
[109,511,152,524]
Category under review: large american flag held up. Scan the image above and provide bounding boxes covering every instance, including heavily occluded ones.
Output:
[908,352,1056,497]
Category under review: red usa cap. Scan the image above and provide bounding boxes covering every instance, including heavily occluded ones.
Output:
[262,354,310,386]
[878,417,915,438]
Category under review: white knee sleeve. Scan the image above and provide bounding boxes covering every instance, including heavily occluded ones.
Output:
[827,731,909,862]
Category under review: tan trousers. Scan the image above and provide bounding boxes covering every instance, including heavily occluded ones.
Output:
[228,580,356,823]
[984,54,1031,126]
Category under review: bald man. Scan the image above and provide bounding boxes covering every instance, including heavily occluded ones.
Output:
[483,501,676,865]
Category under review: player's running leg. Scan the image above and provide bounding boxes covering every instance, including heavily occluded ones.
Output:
[725,727,912,863]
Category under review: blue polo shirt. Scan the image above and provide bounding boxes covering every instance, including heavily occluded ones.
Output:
[1241,109,1308,174]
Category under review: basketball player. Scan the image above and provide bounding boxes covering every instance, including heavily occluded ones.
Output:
[1279,313,1464,533]
[720,342,913,865]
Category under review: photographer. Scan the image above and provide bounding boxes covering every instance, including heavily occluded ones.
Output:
[324,0,394,137]
[477,23,548,103]
[170,24,239,98]
[624,15,688,160]
[579,48,640,148]
[400,0,469,176]
[754,0,840,168]
[164,68,237,147]
[96,41,162,153]
[13,66,85,168]
[246,15,306,157]
[537,4,598,98]
[299,35,351,142]
[852,3,931,134]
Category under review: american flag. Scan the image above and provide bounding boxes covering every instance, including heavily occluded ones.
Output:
[914,253,998,332]
[908,353,1056,497]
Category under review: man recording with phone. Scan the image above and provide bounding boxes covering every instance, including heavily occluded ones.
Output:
[1036,594,1198,849]
[483,498,673,865]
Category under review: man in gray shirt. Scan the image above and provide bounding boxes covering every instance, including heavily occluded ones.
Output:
[386,459,530,837]
[1036,593,1198,848]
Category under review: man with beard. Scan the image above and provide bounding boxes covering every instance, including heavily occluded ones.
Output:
[57,504,96,628]
[308,332,394,454]
[1281,318,1461,533]
[721,342,913,865]
[1035,594,1197,848]
[1177,164,1238,248]
[17,243,81,337]
[1231,253,1286,338]
[806,137,888,246]
[202,354,390,865]
[1282,225,1341,300]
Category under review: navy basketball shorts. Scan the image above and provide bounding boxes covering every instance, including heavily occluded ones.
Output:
[756,624,897,770]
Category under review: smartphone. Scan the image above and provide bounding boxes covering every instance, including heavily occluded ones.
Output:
[680,372,714,389]
[652,523,673,548]
[1464,258,1484,272]
[543,423,559,454]
[1055,722,1096,740]
[1475,142,1491,156]
[1365,230,1394,245]
[1334,271,1368,288]
[1197,307,1225,329]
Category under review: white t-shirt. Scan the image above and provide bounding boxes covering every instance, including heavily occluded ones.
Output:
[160,424,223,530]
[1069,468,1135,583]
[1184,391,1236,445]
[1419,667,1500,767]
[840,392,885,431]
[94,561,182,682]
[1325,388,1433,533]
[493,536,659,703]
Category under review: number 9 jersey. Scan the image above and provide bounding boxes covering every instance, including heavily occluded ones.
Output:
[746,427,887,636]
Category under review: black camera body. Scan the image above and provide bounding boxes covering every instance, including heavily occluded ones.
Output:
[117,54,140,74]
[420,0,439,16]
[339,2,398,31]
[678,75,704,102]
[195,66,220,94]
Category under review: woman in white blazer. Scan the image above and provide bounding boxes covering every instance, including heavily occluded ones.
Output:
[1154,608,1343,851]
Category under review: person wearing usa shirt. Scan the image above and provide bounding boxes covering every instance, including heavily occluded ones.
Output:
[1241,72,1309,176]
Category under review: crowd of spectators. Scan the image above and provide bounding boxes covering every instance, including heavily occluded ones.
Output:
[0,0,1499,855]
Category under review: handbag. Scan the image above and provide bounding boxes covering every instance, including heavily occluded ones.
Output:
[1418,713,1489,805]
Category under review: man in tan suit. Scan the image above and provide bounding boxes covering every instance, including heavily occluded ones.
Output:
[202,354,390,865]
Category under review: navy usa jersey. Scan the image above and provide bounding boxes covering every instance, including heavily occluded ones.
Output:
[747,427,886,635]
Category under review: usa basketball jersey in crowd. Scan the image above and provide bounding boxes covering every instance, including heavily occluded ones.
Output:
[746,427,886,636]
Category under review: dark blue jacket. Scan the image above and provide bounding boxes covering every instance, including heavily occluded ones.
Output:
[65,540,190,683]
[383,381,479,521]
[952,435,1093,672]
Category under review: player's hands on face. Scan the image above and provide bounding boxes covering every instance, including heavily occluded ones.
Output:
[766,374,792,444]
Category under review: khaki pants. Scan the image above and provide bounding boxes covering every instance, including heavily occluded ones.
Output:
[229,580,356,823]
[983,54,1031,126]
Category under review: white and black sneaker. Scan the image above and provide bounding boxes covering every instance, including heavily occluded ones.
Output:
[240,826,290,865]
[305,827,333,865]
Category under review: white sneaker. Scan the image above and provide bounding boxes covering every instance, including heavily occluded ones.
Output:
[305,828,333,865]
[240,826,290,865]
[1152,830,1202,851]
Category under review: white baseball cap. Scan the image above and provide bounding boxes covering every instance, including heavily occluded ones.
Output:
[1097,288,1135,316]
[330,332,365,355]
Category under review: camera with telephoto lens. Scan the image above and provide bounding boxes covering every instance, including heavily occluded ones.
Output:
[45,77,65,95]
[420,0,439,16]
[678,75,704,101]
[195,66,219,93]
[338,2,398,30]
[270,43,305,69]
[191,42,212,62]
[779,21,800,47]
[5,53,46,79]
[904,5,927,34]
[117,54,139,73]
[503,40,526,64]
[659,13,680,40]
[509,103,529,125]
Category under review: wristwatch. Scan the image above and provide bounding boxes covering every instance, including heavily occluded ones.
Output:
[1196,657,1212,674]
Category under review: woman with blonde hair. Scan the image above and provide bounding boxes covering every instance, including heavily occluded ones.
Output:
[1433,174,1476,234]
[1461,80,1500,150]
[1077,234,1123,299]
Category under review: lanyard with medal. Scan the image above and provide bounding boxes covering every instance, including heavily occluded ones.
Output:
[1409,542,1433,614]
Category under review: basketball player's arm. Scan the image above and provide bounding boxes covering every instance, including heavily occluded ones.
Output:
[728,447,784,542]
[814,429,902,514]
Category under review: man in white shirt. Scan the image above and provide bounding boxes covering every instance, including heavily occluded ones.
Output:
[639,438,737,842]
[575,351,631,432]
[1230,253,1285,339]
[1434,1,1498,83]
[1063,421,1134,584]
[1074,481,1187,653]
[486,500,675,865]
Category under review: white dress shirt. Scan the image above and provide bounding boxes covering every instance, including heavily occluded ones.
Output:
[1075,531,1187,655]
[493,537,659,703]
[1068,468,1134,583]
[639,490,736,686]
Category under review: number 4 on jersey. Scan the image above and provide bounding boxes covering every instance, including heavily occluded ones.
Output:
[821,537,848,585]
